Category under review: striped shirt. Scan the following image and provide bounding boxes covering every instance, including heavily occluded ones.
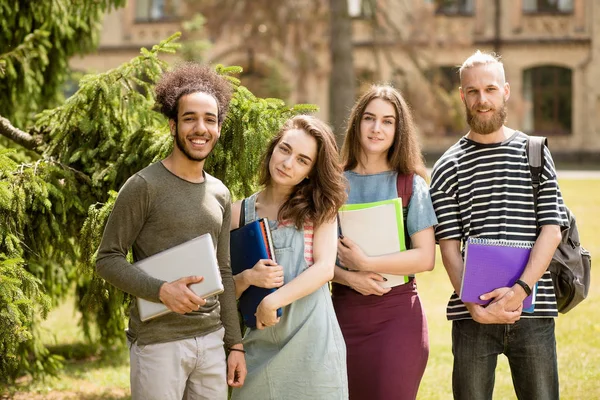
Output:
[430,131,568,320]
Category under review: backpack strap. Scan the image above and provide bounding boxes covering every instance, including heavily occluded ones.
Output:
[396,173,414,250]
[396,173,414,209]
[238,198,246,227]
[526,135,547,222]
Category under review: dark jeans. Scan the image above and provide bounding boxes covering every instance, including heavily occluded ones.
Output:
[452,318,559,400]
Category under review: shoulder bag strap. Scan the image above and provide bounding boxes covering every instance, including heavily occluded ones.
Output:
[396,173,414,250]
[526,135,547,223]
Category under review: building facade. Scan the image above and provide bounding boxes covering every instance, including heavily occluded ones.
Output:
[72,0,600,161]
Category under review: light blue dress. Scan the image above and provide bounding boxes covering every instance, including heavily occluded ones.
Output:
[231,193,348,400]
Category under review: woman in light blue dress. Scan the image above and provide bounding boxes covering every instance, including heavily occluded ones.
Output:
[230,115,348,399]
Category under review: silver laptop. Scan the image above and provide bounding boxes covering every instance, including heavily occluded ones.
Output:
[136,233,224,322]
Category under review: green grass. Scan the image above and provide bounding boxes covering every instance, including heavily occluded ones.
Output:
[3,178,599,399]
[2,299,131,400]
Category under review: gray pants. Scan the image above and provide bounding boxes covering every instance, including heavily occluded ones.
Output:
[129,327,226,400]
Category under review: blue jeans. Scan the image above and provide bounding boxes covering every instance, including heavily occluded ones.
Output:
[452,318,558,400]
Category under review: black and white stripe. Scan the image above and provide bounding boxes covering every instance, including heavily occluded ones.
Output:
[430,131,568,320]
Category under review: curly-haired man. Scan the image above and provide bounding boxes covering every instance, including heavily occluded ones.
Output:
[96,63,246,400]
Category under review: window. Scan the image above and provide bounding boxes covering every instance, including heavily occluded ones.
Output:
[348,0,374,18]
[523,0,573,14]
[135,0,181,22]
[429,66,464,135]
[523,66,572,136]
[437,66,460,92]
[435,0,474,15]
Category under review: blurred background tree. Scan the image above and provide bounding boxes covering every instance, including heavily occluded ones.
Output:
[185,0,464,145]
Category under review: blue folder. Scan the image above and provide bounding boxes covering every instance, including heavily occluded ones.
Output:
[230,219,282,328]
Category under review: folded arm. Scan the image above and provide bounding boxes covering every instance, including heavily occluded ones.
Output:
[255,219,337,328]
[337,226,436,275]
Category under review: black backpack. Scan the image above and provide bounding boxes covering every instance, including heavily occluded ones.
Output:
[527,136,592,313]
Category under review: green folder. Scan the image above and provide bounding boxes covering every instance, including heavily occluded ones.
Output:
[339,197,406,252]
[338,198,408,286]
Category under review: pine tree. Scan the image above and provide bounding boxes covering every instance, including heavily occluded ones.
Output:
[0,0,126,129]
[0,5,316,382]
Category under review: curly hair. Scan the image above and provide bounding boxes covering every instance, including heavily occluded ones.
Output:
[154,62,233,124]
[259,115,347,229]
[341,84,427,180]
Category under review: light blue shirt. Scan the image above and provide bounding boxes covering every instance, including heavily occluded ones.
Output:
[345,170,438,236]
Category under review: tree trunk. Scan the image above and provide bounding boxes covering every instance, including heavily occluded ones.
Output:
[329,0,355,148]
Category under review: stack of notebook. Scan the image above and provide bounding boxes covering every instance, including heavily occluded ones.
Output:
[338,198,409,288]
[230,218,282,328]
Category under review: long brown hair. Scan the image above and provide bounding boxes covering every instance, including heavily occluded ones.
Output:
[260,115,347,229]
[341,85,427,179]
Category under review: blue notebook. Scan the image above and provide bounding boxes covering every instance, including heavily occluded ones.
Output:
[461,237,536,309]
[230,218,282,328]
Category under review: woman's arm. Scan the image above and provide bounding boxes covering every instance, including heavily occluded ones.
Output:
[257,219,337,315]
[332,265,391,296]
[233,260,282,299]
[337,226,436,275]
[230,199,283,299]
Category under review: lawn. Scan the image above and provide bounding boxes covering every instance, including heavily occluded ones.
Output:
[2,178,599,400]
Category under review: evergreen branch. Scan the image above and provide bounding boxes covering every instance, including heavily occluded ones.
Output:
[0,115,41,151]
[0,30,50,71]
[53,160,93,186]
[11,157,93,187]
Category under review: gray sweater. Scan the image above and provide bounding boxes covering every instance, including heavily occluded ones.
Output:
[96,162,242,347]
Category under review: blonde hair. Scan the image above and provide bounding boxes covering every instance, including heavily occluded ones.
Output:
[459,50,505,83]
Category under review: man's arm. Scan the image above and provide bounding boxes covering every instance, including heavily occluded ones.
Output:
[96,175,207,312]
[483,224,561,310]
[439,239,521,324]
[438,239,464,295]
[217,198,243,347]
[483,144,566,309]
[96,175,165,301]
[217,197,246,386]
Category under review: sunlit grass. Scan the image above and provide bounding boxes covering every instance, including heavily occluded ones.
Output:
[3,299,131,399]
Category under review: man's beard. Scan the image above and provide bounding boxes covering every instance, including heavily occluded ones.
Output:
[174,126,211,162]
[465,99,507,135]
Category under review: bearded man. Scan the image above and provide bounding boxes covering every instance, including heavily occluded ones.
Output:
[430,51,568,400]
